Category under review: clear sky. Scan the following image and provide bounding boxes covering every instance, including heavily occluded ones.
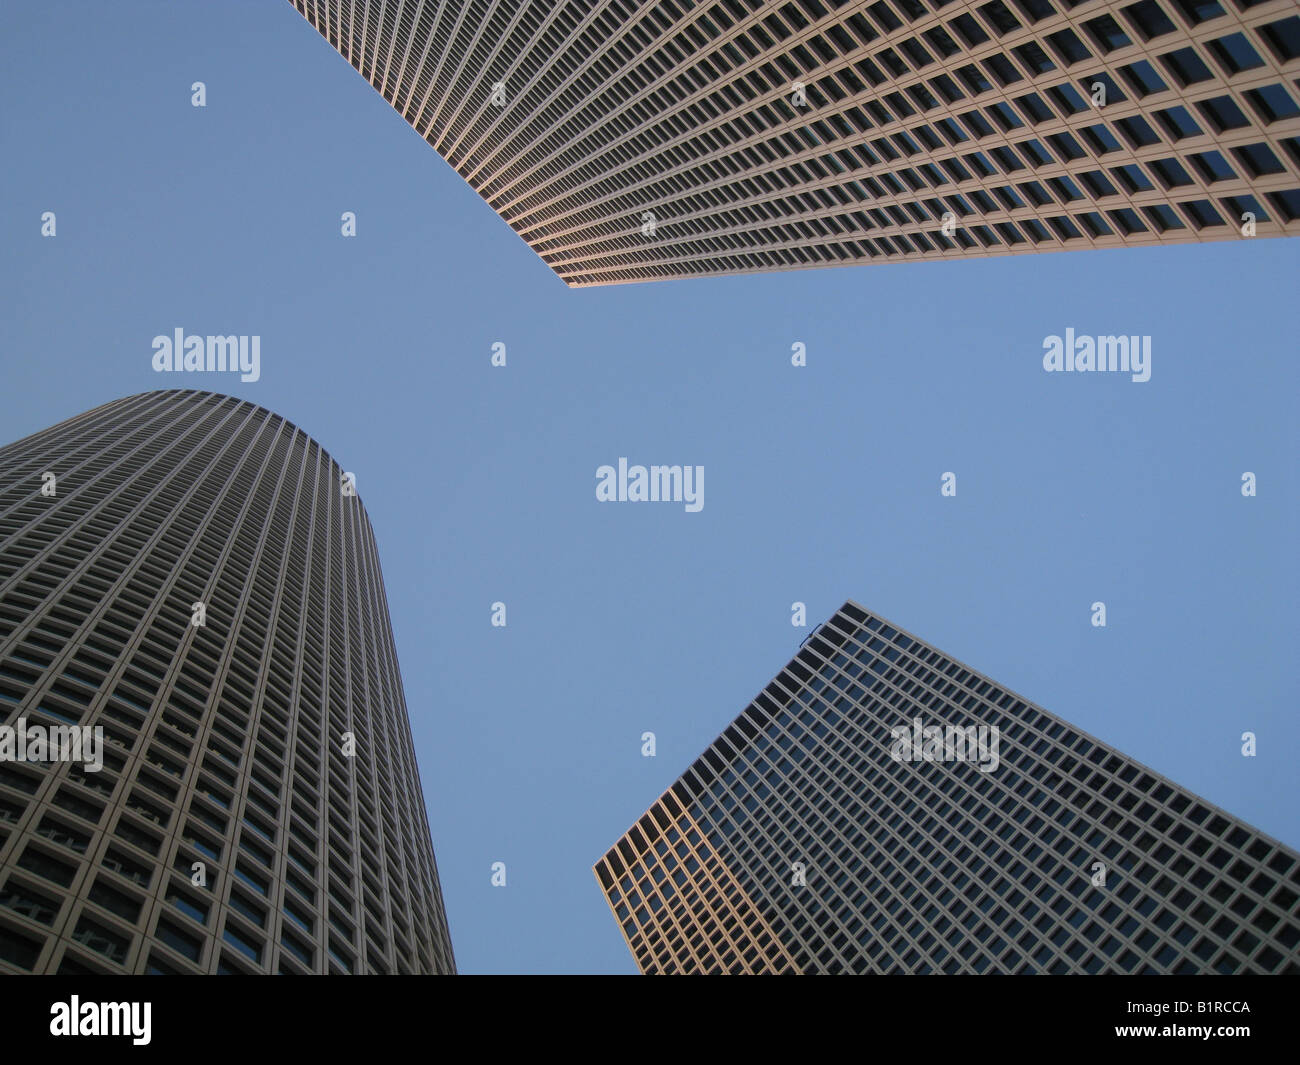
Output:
[2,1,1297,974]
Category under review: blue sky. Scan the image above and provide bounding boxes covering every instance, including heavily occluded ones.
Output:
[2,1,1297,974]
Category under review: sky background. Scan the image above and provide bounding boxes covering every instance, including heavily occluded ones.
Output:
[2,1,1297,974]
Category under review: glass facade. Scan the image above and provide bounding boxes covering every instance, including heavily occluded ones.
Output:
[596,601,1300,974]
[290,0,1300,285]
[0,390,455,974]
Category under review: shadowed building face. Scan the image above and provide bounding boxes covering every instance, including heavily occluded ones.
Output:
[0,390,455,974]
[596,601,1300,974]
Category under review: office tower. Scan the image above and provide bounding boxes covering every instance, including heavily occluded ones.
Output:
[0,390,455,974]
[595,601,1300,974]
[288,0,1300,286]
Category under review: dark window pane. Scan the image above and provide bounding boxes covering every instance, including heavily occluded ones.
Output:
[1115,114,1162,147]
[950,13,991,47]
[1142,204,1187,231]
[979,1,1023,35]
[1048,27,1094,64]
[1173,0,1226,25]
[986,101,1024,130]
[1208,33,1265,74]
[1233,142,1286,177]
[1111,163,1155,193]
[1015,92,1053,123]
[1015,40,1057,74]
[1120,59,1169,96]
[1123,1,1177,41]
[1244,85,1300,124]
[1266,189,1300,222]
[1258,18,1300,64]
[1082,124,1123,154]
[1149,157,1194,187]
[1079,71,1127,105]
[1084,15,1133,52]
[1013,0,1057,23]
[1154,105,1203,140]
[1196,94,1250,132]
[1179,199,1227,228]
[1159,47,1214,87]
[1189,150,1237,182]
[984,53,1024,86]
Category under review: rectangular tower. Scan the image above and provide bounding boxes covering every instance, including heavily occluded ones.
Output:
[290,0,1300,284]
[596,601,1300,974]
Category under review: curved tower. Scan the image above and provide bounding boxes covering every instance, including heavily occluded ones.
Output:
[0,390,455,974]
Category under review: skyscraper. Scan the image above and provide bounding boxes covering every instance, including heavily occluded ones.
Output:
[595,601,1300,974]
[0,390,455,974]
[288,0,1300,285]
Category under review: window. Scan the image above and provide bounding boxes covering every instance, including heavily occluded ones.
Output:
[1107,208,1148,235]
[930,74,965,105]
[1196,95,1251,133]
[1245,85,1300,125]
[1014,41,1056,75]
[166,884,210,924]
[1015,93,1053,124]
[979,1,1022,36]
[984,53,1024,87]
[1189,150,1236,183]
[1179,199,1227,229]
[0,882,60,925]
[1233,143,1286,178]
[1173,0,1226,24]
[1266,190,1300,223]
[222,923,263,963]
[956,64,993,95]
[1048,132,1087,162]
[1149,157,1193,188]
[1115,115,1161,148]
[1208,33,1265,75]
[1079,170,1118,198]
[993,146,1026,173]
[281,929,314,966]
[1015,139,1049,168]
[1014,0,1056,23]
[1080,72,1126,105]
[1048,83,1088,115]
[72,917,130,964]
[1107,163,1159,195]
[1081,124,1123,154]
[155,917,203,961]
[1077,211,1113,237]
[1084,14,1132,53]
[87,880,142,923]
[986,102,1024,131]
[1159,47,1213,87]
[0,924,43,970]
[15,846,75,887]
[1120,60,1168,97]
[1154,106,1203,141]
[1257,18,1300,65]
[1141,204,1186,232]
[1048,174,1084,202]
[961,110,996,138]
[950,13,991,49]
[1046,215,1083,240]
